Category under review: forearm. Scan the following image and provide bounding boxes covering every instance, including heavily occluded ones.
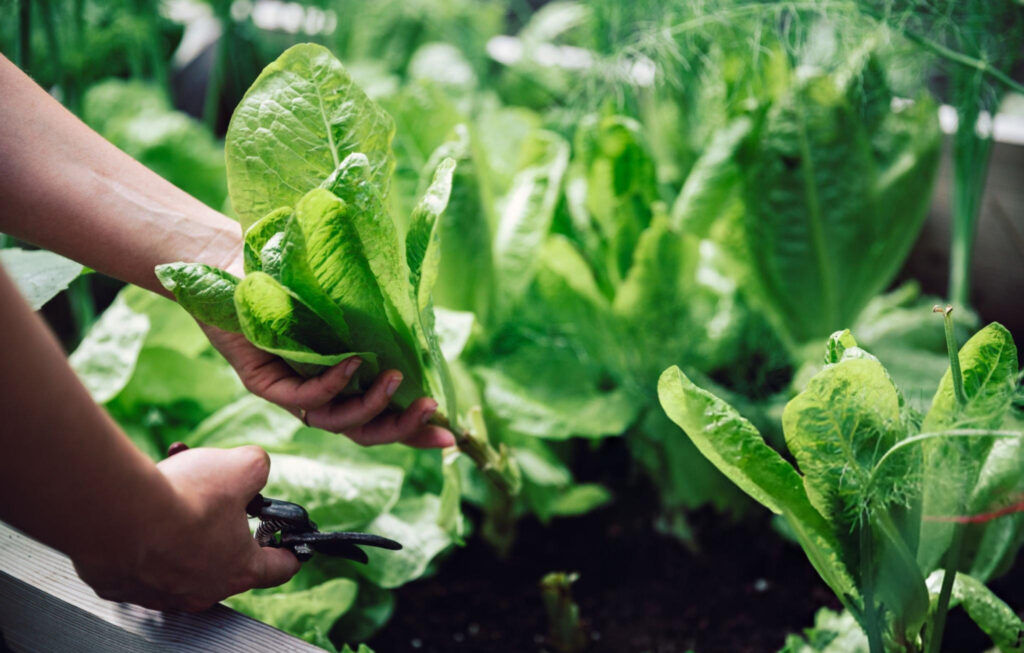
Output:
[0,55,241,294]
[0,267,179,562]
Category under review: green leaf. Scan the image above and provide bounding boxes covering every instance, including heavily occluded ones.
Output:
[925,571,1024,653]
[739,64,939,343]
[406,157,459,418]
[155,262,241,332]
[612,217,701,379]
[532,235,625,376]
[477,352,637,440]
[226,43,395,229]
[407,157,456,314]
[492,130,569,314]
[186,395,300,449]
[433,308,475,361]
[569,114,658,284]
[438,448,465,544]
[660,366,802,515]
[923,323,1018,432]
[782,358,904,529]
[233,271,358,368]
[871,511,929,640]
[658,366,857,605]
[0,248,84,310]
[263,454,404,532]
[780,607,868,653]
[333,582,393,645]
[628,407,747,515]
[120,287,210,357]
[276,210,351,342]
[225,578,358,652]
[323,154,419,346]
[243,207,292,274]
[357,495,453,589]
[289,188,416,402]
[535,483,611,520]
[669,117,750,236]
[115,346,242,413]
[824,330,859,365]
[919,323,1020,572]
[422,125,494,317]
[69,297,150,404]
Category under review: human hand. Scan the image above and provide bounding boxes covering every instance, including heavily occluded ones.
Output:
[200,324,455,449]
[73,446,299,612]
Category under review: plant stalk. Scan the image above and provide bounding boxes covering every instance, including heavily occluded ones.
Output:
[934,305,967,406]
[926,525,966,653]
[540,572,588,653]
[432,412,520,497]
[948,74,994,308]
[923,306,969,652]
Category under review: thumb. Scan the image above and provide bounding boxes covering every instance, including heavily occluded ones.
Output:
[250,546,301,589]
[224,445,273,504]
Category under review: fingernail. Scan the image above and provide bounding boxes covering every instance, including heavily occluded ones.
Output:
[166,442,189,457]
[421,402,438,424]
[386,374,403,398]
[343,357,362,377]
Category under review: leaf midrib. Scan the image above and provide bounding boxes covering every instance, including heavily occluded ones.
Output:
[311,70,341,170]
[795,99,838,328]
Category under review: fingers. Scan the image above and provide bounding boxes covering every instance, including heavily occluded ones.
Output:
[245,356,363,412]
[304,370,405,433]
[404,426,457,449]
[248,547,301,590]
[343,398,442,447]
[297,369,453,449]
[227,445,272,500]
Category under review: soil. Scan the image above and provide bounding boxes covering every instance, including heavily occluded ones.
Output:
[368,504,837,653]
[368,442,1024,653]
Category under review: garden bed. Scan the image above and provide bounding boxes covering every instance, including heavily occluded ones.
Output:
[372,496,1024,653]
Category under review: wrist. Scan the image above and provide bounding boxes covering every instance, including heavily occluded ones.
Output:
[69,463,190,585]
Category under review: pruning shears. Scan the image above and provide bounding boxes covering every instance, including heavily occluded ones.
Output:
[166,443,402,564]
[244,492,401,563]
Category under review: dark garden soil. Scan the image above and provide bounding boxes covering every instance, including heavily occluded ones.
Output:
[368,443,1024,653]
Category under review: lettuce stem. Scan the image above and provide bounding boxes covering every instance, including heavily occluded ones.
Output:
[433,413,520,497]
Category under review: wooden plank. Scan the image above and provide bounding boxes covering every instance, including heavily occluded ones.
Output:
[0,522,321,652]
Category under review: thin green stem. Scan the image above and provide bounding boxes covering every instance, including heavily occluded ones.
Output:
[927,528,966,653]
[935,306,967,406]
[948,72,995,308]
[856,6,1024,96]
[868,429,1024,491]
